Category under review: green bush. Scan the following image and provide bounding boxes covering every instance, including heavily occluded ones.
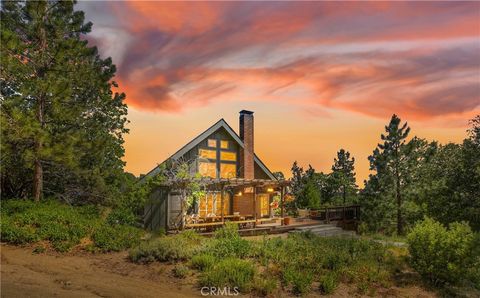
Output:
[407,217,475,285]
[172,264,190,279]
[106,208,137,226]
[208,223,251,258]
[319,272,338,294]
[1,199,141,252]
[466,233,480,289]
[0,200,95,250]
[200,258,256,293]
[1,215,38,244]
[323,251,350,270]
[252,275,277,297]
[191,253,215,271]
[213,222,240,239]
[357,222,369,235]
[282,266,313,295]
[129,231,203,263]
[92,223,142,252]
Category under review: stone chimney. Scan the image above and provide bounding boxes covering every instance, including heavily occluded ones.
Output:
[239,110,254,179]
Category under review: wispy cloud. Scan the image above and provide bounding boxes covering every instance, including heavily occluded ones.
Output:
[79,1,480,124]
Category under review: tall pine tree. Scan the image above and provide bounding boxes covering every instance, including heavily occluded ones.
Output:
[331,149,357,205]
[1,1,128,203]
[368,115,410,234]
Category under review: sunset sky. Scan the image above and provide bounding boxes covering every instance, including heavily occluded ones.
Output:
[78,1,480,184]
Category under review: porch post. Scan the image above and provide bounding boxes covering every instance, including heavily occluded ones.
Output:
[221,184,225,224]
[253,185,257,228]
[280,186,285,226]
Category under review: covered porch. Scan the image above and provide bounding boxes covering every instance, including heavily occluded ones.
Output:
[144,177,361,234]
[181,178,291,231]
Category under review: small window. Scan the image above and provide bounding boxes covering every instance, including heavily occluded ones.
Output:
[220,151,236,161]
[207,139,216,148]
[220,140,229,149]
[199,149,216,159]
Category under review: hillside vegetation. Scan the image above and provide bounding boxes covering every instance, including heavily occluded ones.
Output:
[128,223,480,297]
[1,200,142,252]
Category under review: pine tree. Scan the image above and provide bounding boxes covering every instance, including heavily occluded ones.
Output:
[331,149,357,205]
[1,1,128,202]
[468,115,480,146]
[368,114,410,234]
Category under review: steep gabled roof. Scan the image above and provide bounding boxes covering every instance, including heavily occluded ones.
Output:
[141,119,276,181]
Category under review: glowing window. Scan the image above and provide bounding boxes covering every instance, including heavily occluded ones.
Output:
[220,140,229,149]
[207,139,216,148]
[220,163,236,178]
[199,149,216,160]
[220,151,236,161]
[198,192,230,217]
[199,161,216,178]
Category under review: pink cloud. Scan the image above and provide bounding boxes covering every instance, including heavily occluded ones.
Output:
[81,1,480,125]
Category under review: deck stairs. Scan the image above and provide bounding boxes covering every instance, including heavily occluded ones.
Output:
[290,223,357,237]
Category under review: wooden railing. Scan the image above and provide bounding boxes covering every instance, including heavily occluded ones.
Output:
[185,217,285,232]
[309,205,360,223]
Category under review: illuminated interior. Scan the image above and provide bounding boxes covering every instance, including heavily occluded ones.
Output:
[199,161,216,178]
[220,163,236,178]
[199,138,237,179]
[199,149,216,159]
[220,151,236,161]
[207,139,216,148]
[220,140,229,149]
[198,192,230,217]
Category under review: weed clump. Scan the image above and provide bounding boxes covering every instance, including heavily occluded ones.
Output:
[199,258,256,293]
[129,230,203,263]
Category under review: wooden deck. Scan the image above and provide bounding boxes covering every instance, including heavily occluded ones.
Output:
[188,218,328,236]
[181,205,361,236]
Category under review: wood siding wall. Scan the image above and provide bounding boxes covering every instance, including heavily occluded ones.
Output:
[233,193,254,215]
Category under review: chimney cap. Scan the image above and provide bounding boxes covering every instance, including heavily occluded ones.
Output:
[239,110,254,115]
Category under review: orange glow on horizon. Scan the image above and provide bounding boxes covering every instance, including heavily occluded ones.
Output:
[122,106,470,185]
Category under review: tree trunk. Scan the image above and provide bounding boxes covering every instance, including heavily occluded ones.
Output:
[33,94,44,202]
[33,156,43,202]
[396,166,403,235]
[33,6,47,202]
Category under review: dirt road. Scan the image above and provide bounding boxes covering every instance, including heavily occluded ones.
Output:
[1,244,201,298]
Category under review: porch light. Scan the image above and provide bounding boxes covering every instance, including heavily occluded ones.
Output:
[237,191,242,196]
[267,188,274,192]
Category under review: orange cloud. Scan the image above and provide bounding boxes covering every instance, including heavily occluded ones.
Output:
[81,1,480,126]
